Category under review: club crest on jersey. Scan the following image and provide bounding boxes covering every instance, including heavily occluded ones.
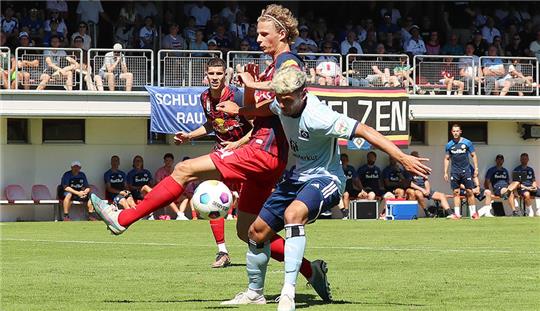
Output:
[334,119,349,136]
[461,144,466,149]
[213,117,242,134]
[299,129,310,140]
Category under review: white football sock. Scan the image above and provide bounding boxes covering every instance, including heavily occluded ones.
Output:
[526,206,534,216]
[454,206,461,216]
[218,243,228,253]
[468,205,477,216]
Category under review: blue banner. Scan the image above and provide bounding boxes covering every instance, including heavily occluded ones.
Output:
[146,86,208,134]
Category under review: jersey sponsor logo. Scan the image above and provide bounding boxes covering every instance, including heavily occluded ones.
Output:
[364,173,379,179]
[134,175,150,183]
[109,177,124,183]
[213,117,244,134]
[289,139,299,152]
[450,148,467,154]
[493,172,507,179]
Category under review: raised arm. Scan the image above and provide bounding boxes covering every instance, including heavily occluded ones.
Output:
[217,99,274,117]
[174,121,213,144]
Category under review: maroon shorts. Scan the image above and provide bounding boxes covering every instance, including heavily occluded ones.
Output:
[210,144,286,214]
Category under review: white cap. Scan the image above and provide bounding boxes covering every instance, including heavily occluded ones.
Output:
[113,43,123,51]
[71,161,82,168]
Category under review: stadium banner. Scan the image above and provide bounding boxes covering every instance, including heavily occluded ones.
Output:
[307,87,409,150]
[146,86,208,134]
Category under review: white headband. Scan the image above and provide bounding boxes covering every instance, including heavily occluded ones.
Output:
[262,14,287,33]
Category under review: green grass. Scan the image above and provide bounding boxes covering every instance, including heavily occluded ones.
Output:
[1,218,539,310]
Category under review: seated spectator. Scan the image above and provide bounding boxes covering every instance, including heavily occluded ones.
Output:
[382,157,409,199]
[425,31,441,55]
[189,30,208,56]
[71,22,92,51]
[139,16,157,49]
[1,5,19,41]
[229,11,249,41]
[340,31,363,56]
[439,57,465,95]
[492,35,505,56]
[357,151,384,200]
[20,7,43,44]
[510,153,537,216]
[315,53,346,86]
[104,155,135,210]
[245,24,259,51]
[484,154,518,215]
[205,14,221,37]
[469,30,489,56]
[207,38,219,52]
[134,1,158,21]
[126,155,153,202]
[46,0,68,19]
[497,59,535,96]
[320,31,339,53]
[95,43,133,92]
[404,25,426,56]
[481,17,501,44]
[377,13,399,41]
[190,2,211,29]
[66,37,97,90]
[399,16,414,46]
[382,32,401,54]
[152,153,189,220]
[61,161,96,221]
[441,33,464,55]
[293,25,318,55]
[37,35,73,91]
[43,10,68,44]
[118,1,137,29]
[43,18,66,47]
[361,30,378,54]
[220,1,240,28]
[162,23,187,51]
[340,153,361,219]
[458,43,481,94]
[114,17,135,49]
[505,34,526,57]
[406,151,455,218]
[528,31,540,61]
[211,24,232,54]
[183,16,198,45]
[479,45,505,94]
[392,57,416,91]
[1,33,37,89]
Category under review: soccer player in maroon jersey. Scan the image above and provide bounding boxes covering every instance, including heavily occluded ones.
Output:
[91,4,331,303]
[175,57,253,268]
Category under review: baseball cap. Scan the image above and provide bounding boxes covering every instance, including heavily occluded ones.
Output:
[410,25,420,30]
[495,154,504,160]
[113,43,123,50]
[71,161,82,168]
[18,32,29,39]
[207,39,217,45]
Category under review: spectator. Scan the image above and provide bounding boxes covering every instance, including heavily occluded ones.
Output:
[46,0,68,17]
[340,31,363,56]
[361,30,378,54]
[65,36,96,91]
[61,161,95,221]
[126,155,153,202]
[383,32,401,54]
[505,34,526,57]
[245,24,259,51]
[139,16,157,49]
[71,22,92,51]
[37,35,73,91]
[207,38,219,52]
[440,57,465,95]
[119,1,137,28]
[404,25,426,56]
[293,25,318,54]
[76,0,111,45]
[375,43,386,55]
[229,11,249,41]
[205,14,222,37]
[114,17,134,49]
[484,154,518,215]
[377,13,399,41]
[480,45,505,94]
[183,16,198,45]
[458,43,480,94]
[511,153,537,217]
[519,21,535,46]
[219,1,240,26]
[441,33,465,55]
[312,18,328,43]
[380,2,401,25]
[43,18,67,47]
[189,30,208,56]
[320,31,339,53]
[425,31,441,55]
[235,39,252,56]
[190,1,212,29]
[492,35,505,56]
[95,43,133,92]
[1,5,19,40]
[134,1,159,21]
[315,52,345,86]
[469,29,489,56]
[399,16,414,46]
[357,151,384,200]
[528,31,540,61]
[211,24,232,54]
[162,23,186,50]
[103,155,135,210]
[498,59,534,96]
[20,7,43,44]
[340,154,360,219]
[382,157,409,199]
[1,34,35,90]
[502,24,519,48]
[153,153,189,220]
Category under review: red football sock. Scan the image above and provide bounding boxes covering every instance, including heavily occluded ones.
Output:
[270,235,313,279]
[210,218,225,244]
[191,207,198,219]
[118,176,183,227]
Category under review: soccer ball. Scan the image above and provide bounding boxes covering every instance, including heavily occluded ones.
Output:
[191,180,233,219]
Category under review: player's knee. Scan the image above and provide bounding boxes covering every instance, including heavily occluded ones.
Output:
[173,160,195,181]
[343,192,350,200]
[453,189,460,196]
[283,206,307,224]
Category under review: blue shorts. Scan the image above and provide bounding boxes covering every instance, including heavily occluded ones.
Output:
[364,187,384,197]
[450,170,474,190]
[493,184,508,197]
[459,188,486,201]
[259,176,341,233]
[63,191,88,202]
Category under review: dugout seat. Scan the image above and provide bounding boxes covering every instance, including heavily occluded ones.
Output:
[32,184,61,221]
[5,184,34,204]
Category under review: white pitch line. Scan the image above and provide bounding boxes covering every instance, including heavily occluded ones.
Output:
[1,238,538,255]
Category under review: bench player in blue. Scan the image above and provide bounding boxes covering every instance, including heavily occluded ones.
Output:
[217,66,431,311]
[484,154,517,216]
[444,123,479,219]
[511,153,537,217]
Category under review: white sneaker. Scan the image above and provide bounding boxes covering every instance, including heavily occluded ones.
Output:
[147,214,155,221]
[90,193,126,235]
[277,294,295,311]
[527,208,534,217]
[176,213,189,220]
[484,212,495,218]
[535,210,540,217]
[221,290,266,305]
[226,214,234,220]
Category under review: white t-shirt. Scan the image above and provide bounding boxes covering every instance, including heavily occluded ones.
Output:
[316,56,341,77]
[99,51,127,73]
[71,32,92,50]
[44,49,67,66]
[76,0,104,24]
[190,5,211,27]
[405,38,426,55]
[340,40,363,56]
[44,18,68,33]
[139,26,156,48]
[134,2,158,19]
[481,26,501,44]
[47,0,68,13]
[1,17,18,33]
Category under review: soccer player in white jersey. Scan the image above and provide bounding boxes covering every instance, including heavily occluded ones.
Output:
[217,66,430,310]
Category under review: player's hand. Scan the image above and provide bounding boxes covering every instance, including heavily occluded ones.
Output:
[399,154,431,179]
[423,190,429,197]
[237,72,255,88]
[222,140,242,150]
[174,131,191,145]
[444,173,449,182]
[216,100,240,115]
[473,168,479,178]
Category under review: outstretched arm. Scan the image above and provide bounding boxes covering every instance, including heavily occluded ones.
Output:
[217,99,274,117]
[354,123,431,178]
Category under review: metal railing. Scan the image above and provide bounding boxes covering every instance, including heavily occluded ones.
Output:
[413,55,475,95]
[299,53,343,86]
[88,48,154,90]
[478,56,538,96]
[346,54,411,89]
[157,50,222,87]
[226,51,269,74]
[15,47,84,90]
[1,47,10,89]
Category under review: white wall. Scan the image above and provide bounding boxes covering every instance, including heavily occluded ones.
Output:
[1,118,539,221]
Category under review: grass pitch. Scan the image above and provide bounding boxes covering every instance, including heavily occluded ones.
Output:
[1,218,539,310]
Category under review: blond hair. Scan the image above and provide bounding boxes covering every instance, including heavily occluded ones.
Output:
[271,66,306,95]
[257,4,299,45]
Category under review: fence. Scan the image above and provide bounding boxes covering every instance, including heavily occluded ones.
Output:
[413,55,475,95]
[226,51,270,74]
[346,54,410,89]
[15,47,84,90]
[478,56,538,96]
[88,48,154,90]
[158,50,222,87]
[1,47,10,89]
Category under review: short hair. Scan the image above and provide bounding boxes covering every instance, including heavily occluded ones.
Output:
[271,66,306,95]
[50,35,60,41]
[132,155,144,168]
[367,151,377,157]
[111,155,119,160]
[163,153,174,160]
[257,4,299,45]
[340,153,349,159]
[206,57,226,69]
[451,123,461,130]
[520,152,529,158]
